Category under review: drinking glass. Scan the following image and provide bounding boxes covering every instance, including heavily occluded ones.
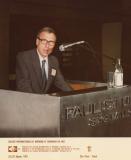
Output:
[107,72,114,89]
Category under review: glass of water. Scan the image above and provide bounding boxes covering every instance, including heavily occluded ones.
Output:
[107,72,114,89]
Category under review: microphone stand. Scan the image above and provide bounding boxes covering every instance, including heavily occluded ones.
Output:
[80,42,102,67]
[74,41,104,81]
[82,41,117,66]
[79,41,118,82]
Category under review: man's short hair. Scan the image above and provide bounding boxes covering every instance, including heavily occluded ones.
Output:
[37,27,56,38]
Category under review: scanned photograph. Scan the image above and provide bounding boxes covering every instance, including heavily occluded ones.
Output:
[0,0,131,159]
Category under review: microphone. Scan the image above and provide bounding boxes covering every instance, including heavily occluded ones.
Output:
[59,41,85,51]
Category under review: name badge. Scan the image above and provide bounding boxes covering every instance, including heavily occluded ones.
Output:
[51,68,56,76]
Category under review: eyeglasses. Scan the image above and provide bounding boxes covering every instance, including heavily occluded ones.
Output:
[37,37,56,47]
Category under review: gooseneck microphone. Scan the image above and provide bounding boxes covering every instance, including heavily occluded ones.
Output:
[59,41,85,51]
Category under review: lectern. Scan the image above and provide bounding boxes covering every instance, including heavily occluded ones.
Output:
[0,81,131,137]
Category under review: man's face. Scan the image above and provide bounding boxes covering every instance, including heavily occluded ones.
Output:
[36,31,56,58]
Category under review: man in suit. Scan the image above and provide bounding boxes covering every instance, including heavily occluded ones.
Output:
[16,27,72,94]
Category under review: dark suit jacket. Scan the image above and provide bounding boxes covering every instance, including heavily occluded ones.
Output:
[16,49,72,94]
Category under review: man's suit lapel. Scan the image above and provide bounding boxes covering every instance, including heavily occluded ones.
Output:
[31,50,56,93]
[31,49,42,88]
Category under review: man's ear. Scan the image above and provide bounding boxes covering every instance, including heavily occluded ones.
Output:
[36,38,39,46]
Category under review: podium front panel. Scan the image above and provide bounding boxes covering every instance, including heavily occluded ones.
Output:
[60,86,131,137]
[0,90,60,137]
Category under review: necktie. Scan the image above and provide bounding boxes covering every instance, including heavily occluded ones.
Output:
[41,60,47,90]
